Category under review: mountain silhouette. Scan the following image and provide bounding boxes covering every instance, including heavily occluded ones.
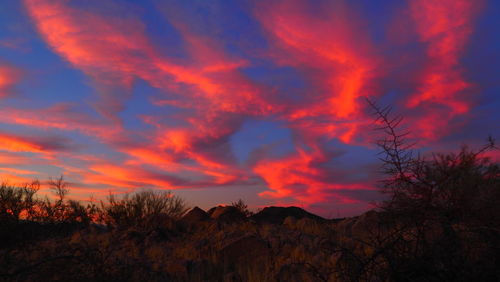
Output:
[250,206,325,224]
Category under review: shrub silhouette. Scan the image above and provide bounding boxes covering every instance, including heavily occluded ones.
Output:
[231,198,253,217]
[0,179,188,229]
[0,180,39,222]
[367,99,499,217]
[0,176,102,228]
[100,189,188,230]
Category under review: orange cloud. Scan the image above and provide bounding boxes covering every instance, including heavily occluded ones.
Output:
[0,133,44,153]
[120,143,244,187]
[0,167,40,175]
[81,161,200,191]
[0,152,31,165]
[0,173,34,184]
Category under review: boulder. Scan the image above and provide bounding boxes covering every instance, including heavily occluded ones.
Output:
[206,206,217,216]
[209,206,246,223]
[181,206,210,223]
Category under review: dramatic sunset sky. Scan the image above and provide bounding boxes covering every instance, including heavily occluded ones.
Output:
[0,0,499,216]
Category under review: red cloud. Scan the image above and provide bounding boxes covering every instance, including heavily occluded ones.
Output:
[125,115,247,186]
[24,0,269,118]
[249,0,381,206]
[23,0,156,117]
[0,64,22,98]
[406,0,483,139]
[255,0,378,122]
[23,0,151,83]
[247,0,485,208]
[253,147,377,205]
[23,0,268,189]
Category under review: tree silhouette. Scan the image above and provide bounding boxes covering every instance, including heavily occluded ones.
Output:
[365,98,500,281]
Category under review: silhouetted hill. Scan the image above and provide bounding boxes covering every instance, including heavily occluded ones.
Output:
[181,206,210,223]
[250,206,325,224]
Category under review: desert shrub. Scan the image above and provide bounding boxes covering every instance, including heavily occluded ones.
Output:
[31,176,99,225]
[382,147,499,281]
[0,180,40,222]
[0,176,99,225]
[100,190,188,230]
[368,99,500,224]
[35,197,98,224]
[230,198,253,217]
[63,199,98,225]
[385,147,500,223]
[367,99,499,220]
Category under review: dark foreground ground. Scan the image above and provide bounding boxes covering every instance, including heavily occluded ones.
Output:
[1,204,499,282]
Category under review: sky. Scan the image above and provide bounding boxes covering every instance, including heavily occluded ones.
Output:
[0,0,499,217]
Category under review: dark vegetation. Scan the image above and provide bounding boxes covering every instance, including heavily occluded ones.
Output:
[0,102,499,281]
